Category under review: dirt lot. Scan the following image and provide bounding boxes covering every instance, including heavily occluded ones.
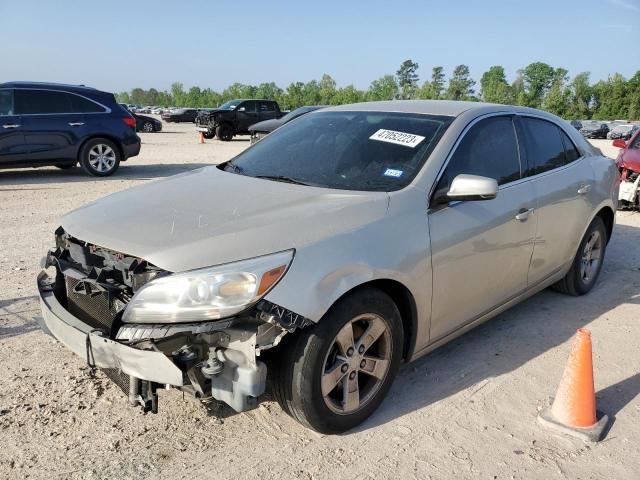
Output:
[1,122,638,479]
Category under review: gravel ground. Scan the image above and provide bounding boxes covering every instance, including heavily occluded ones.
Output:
[0,123,638,480]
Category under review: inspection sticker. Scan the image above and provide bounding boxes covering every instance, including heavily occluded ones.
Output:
[369,129,425,148]
[383,168,404,178]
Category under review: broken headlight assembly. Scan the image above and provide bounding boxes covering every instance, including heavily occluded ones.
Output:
[122,250,294,323]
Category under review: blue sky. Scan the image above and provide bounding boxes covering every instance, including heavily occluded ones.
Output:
[0,0,637,93]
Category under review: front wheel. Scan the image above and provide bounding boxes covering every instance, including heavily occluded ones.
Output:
[271,288,403,434]
[553,216,607,296]
[216,124,234,141]
[143,122,154,132]
[79,138,121,177]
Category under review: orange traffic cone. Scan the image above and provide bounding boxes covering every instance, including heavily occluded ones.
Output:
[538,328,609,441]
[198,132,205,144]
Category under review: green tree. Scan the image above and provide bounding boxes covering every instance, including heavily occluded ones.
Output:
[447,65,475,100]
[332,85,365,105]
[565,72,592,119]
[171,82,186,106]
[396,59,420,99]
[318,74,337,105]
[255,82,283,101]
[367,75,399,101]
[626,71,640,120]
[520,62,555,108]
[480,66,513,104]
[542,68,570,117]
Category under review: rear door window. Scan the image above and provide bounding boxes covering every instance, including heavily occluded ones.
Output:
[0,90,13,115]
[520,117,567,175]
[435,115,521,194]
[560,129,581,163]
[258,101,275,112]
[15,89,75,115]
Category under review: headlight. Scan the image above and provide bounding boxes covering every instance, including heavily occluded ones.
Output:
[122,250,294,324]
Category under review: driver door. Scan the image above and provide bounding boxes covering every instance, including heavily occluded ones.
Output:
[428,115,536,341]
[236,100,258,132]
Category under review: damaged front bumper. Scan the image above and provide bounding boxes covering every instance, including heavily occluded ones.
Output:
[38,270,184,386]
[36,268,294,414]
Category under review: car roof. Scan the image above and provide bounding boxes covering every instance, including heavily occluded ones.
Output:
[0,81,101,92]
[322,99,548,118]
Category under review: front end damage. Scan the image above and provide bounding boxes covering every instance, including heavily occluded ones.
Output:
[37,228,310,414]
[618,162,640,209]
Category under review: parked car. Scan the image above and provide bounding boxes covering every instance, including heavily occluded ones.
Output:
[614,129,640,208]
[0,81,140,176]
[151,107,164,114]
[569,120,582,130]
[161,108,198,123]
[607,124,638,140]
[133,113,162,133]
[249,105,326,143]
[580,121,609,139]
[195,99,284,140]
[36,100,617,433]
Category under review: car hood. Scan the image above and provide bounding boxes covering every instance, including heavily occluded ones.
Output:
[61,166,390,272]
[249,118,284,133]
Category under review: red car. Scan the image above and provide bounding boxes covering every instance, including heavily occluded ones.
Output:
[614,129,640,208]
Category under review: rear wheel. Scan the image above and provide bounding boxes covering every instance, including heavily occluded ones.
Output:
[553,216,607,296]
[271,288,403,434]
[216,124,234,141]
[79,138,120,177]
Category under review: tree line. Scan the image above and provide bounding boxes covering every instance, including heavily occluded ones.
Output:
[116,60,640,120]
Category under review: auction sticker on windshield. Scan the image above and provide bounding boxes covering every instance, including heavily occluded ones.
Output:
[370,129,426,148]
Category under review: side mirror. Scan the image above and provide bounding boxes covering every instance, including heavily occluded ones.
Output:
[612,139,627,149]
[446,174,498,202]
[238,107,246,112]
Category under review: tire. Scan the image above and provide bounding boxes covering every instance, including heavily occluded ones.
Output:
[203,131,215,140]
[142,122,154,133]
[271,287,403,434]
[552,216,607,296]
[79,138,121,177]
[216,124,234,141]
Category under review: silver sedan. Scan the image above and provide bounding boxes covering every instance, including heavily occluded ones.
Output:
[37,100,618,433]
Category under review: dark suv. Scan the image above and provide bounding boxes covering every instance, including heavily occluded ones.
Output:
[0,82,141,176]
[195,99,284,141]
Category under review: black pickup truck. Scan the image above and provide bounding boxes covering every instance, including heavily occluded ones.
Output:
[195,99,284,141]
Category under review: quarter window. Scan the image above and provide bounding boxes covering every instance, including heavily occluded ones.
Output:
[520,117,566,175]
[71,95,106,113]
[15,89,74,114]
[435,116,521,195]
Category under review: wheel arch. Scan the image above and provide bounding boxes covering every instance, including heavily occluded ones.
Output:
[325,279,418,362]
[595,205,615,244]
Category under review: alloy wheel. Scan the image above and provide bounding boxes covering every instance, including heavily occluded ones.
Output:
[321,314,392,415]
[580,230,602,284]
[88,144,116,173]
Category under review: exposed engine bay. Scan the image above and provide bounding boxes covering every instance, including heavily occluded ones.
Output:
[40,227,311,414]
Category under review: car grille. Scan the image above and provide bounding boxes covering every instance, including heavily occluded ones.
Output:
[65,276,120,332]
[101,367,130,396]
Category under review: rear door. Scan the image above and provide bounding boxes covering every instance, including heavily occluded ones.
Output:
[428,115,537,341]
[15,89,88,163]
[236,101,258,132]
[516,116,596,285]
[0,88,27,165]
[258,101,279,121]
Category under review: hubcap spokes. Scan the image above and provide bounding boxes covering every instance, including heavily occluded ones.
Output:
[322,314,391,415]
[88,144,116,172]
[580,231,602,283]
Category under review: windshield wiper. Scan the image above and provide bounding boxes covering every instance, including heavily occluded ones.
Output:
[255,175,310,186]
[223,162,245,174]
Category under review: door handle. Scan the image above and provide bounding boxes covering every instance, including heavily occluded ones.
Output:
[578,184,592,195]
[515,207,534,221]
[2,123,20,129]
[68,122,85,126]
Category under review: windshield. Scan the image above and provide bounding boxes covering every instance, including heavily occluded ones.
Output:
[219,100,242,110]
[222,111,452,192]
